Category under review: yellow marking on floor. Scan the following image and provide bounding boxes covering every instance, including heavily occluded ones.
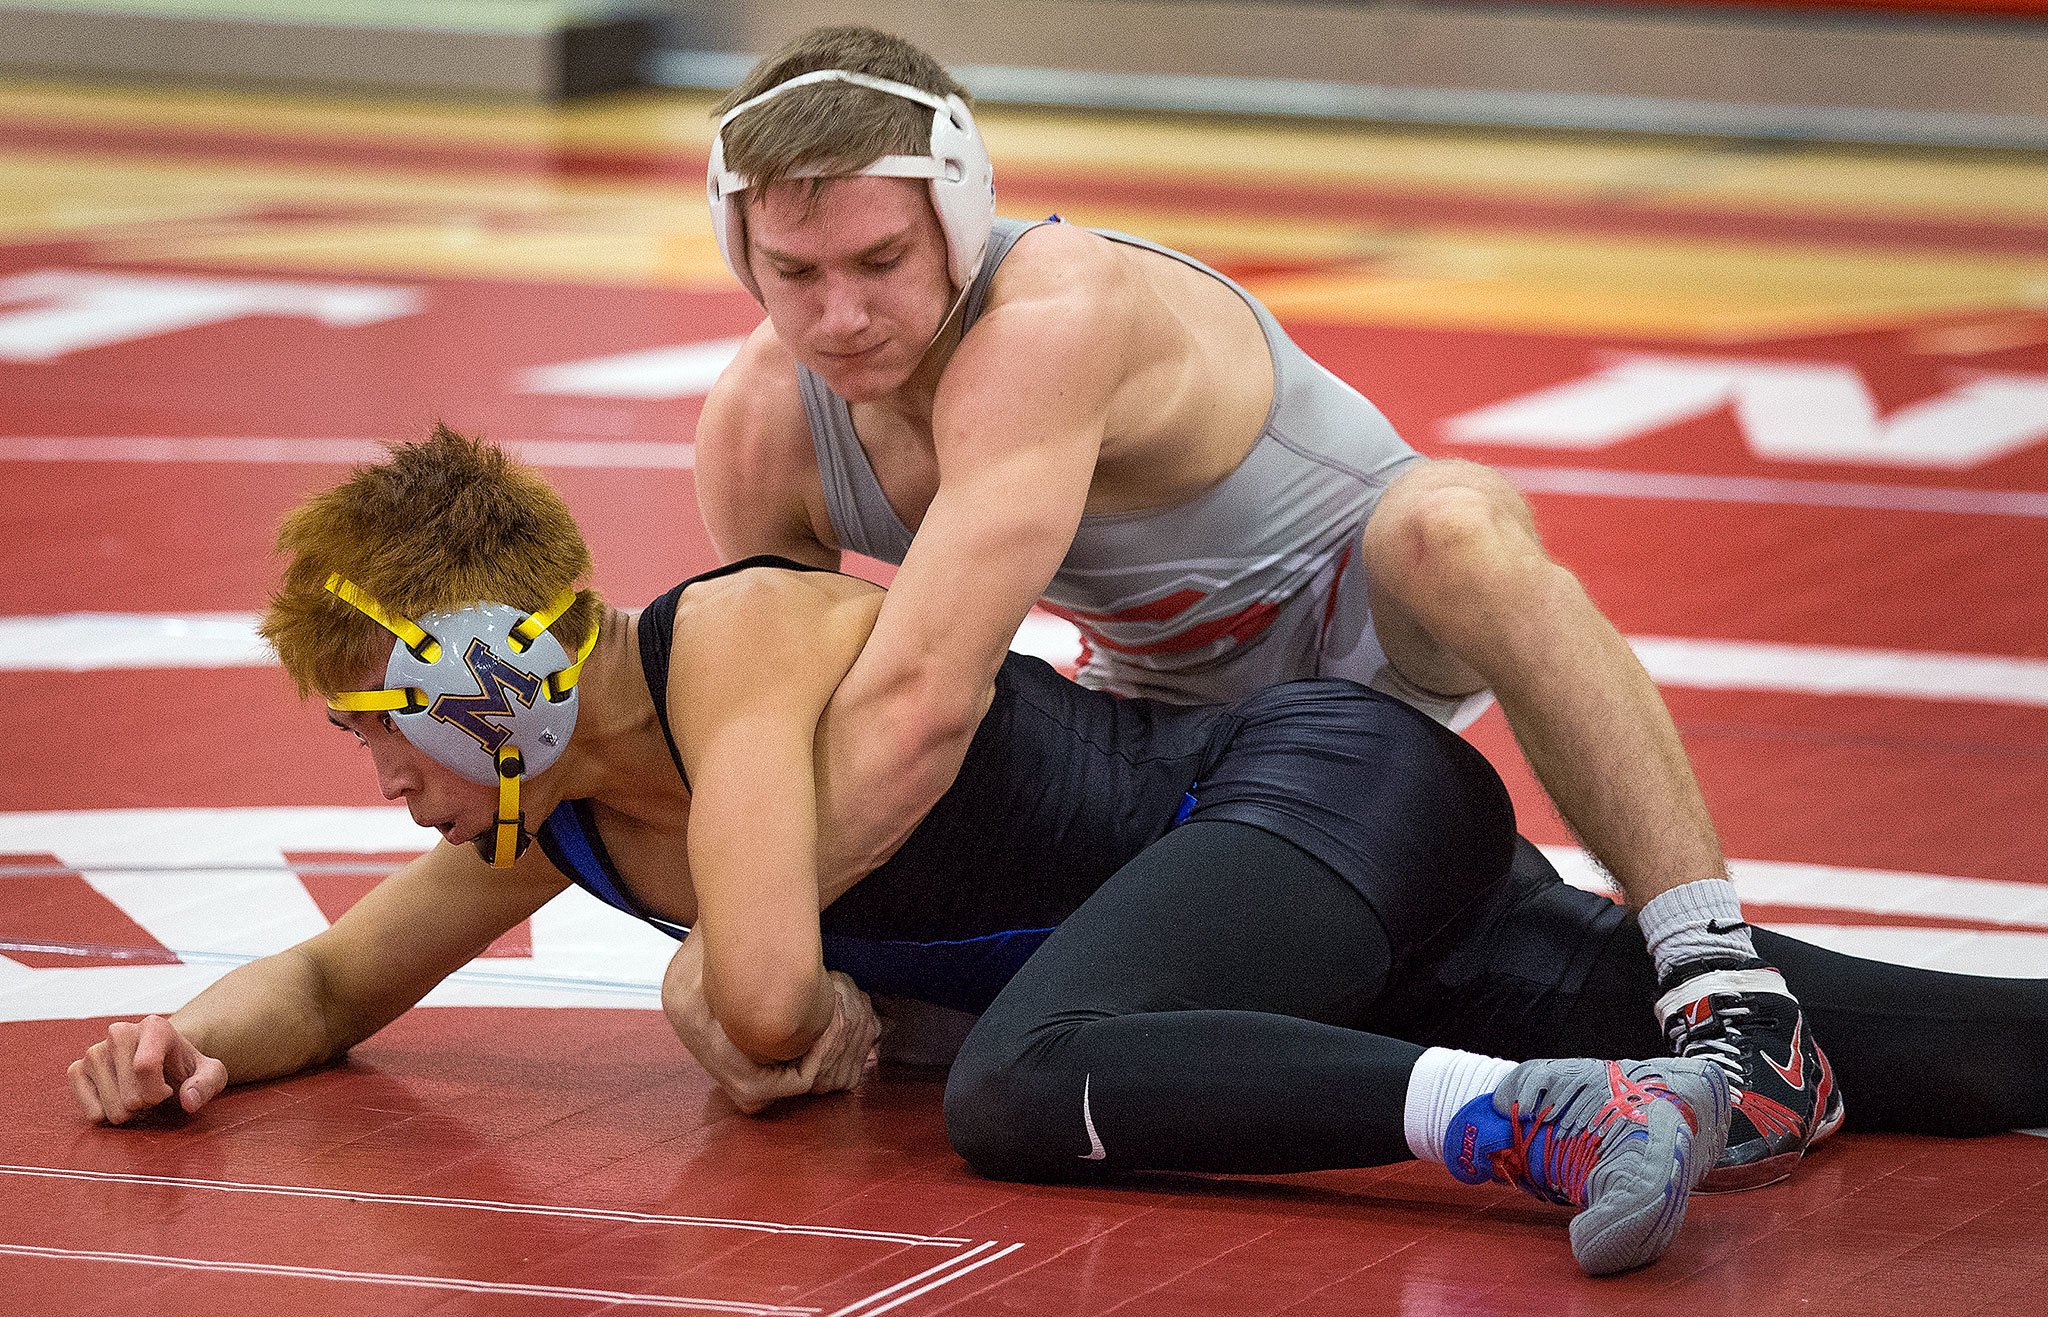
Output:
[4,79,2043,232]
[2,80,2042,332]
[1239,229,2048,340]
[0,80,723,153]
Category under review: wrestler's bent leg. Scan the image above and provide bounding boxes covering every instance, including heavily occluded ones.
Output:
[944,820,1420,1181]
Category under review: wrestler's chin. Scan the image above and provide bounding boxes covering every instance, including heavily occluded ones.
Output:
[808,347,915,402]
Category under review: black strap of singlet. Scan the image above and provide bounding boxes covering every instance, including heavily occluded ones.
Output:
[636,554,838,787]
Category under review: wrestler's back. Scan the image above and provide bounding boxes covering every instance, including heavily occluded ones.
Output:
[821,648,1222,941]
[610,561,1223,937]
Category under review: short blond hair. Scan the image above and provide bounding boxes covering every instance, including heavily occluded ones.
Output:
[717,25,969,192]
[261,425,600,699]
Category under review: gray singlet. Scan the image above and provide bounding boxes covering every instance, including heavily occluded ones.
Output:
[798,216,1486,725]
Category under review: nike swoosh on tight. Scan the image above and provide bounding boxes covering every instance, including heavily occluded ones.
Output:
[1080,1074,1107,1161]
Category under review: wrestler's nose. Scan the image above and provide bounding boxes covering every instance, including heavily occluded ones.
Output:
[816,275,870,340]
[369,739,421,801]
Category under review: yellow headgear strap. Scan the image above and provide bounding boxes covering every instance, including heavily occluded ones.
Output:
[509,586,576,653]
[320,576,597,711]
[493,746,524,869]
[546,612,601,701]
[317,574,597,871]
[324,573,440,663]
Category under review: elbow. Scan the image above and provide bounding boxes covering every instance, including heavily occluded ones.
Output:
[712,977,827,1064]
[835,659,987,774]
[901,685,984,762]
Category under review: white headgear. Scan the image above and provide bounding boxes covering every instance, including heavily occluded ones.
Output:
[707,68,995,298]
[323,575,598,867]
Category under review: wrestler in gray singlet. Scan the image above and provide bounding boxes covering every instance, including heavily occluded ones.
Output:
[798,216,1486,726]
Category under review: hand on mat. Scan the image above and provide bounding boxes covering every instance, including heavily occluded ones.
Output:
[68,1014,227,1125]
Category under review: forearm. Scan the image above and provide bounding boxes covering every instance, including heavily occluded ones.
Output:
[170,946,364,1085]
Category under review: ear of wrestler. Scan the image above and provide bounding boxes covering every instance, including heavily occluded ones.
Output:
[67,1014,227,1123]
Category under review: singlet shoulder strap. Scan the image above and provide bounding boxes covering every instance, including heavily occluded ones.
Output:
[536,799,691,941]
[637,555,839,784]
[959,215,1054,333]
[794,215,1050,565]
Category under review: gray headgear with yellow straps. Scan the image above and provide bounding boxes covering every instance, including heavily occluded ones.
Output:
[323,575,598,866]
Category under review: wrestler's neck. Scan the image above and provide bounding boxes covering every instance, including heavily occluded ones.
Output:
[517,605,674,821]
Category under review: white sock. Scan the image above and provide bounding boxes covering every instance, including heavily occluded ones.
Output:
[1640,877,1758,982]
[1403,1047,1516,1163]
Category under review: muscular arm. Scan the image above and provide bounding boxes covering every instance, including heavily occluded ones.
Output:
[71,841,567,1121]
[695,325,838,570]
[818,240,1134,879]
[669,572,879,1062]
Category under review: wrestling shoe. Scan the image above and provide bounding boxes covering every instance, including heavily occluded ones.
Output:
[1444,1056,1730,1276]
[1657,962,1844,1193]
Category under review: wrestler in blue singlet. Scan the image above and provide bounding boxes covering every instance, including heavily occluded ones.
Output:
[533,556,2046,1183]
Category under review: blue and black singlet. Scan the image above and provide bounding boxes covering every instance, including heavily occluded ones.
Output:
[537,555,1522,1013]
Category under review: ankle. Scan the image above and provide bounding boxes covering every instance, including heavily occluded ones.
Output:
[1641,878,1758,982]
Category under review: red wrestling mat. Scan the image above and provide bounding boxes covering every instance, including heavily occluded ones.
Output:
[7,1013,2046,1315]
[3,82,2045,1312]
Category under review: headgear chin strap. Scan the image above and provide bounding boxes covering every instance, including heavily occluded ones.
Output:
[324,575,599,868]
[707,68,996,299]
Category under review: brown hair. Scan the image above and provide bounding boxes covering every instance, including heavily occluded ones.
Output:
[262,424,601,699]
[717,25,969,192]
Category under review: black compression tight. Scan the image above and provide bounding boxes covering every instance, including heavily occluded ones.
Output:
[945,822,2048,1184]
[945,821,1423,1181]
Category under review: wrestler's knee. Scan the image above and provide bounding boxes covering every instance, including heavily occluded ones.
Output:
[1364,460,1552,612]
[943,1020,1091,1183]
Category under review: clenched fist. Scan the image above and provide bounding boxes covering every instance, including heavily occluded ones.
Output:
[67,1015,227,1125]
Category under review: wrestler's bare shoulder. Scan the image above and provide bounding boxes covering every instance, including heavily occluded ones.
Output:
[700,323,810,457]
[675,561,882,653]
[696,323,836,559]
[987,221,1138,315]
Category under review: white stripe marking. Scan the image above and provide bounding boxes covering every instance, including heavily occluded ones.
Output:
[0,807,684,1020]
[1541,846,2048,977]
[1497,464,2048,518]
[1447,357,2048,468]
[0,436,694,468]
[4,809,2041,1011]
[1629,635,2048,708]
[0,613,272,670]
[519,337,745,399]
[0,1165,970,1246]
[1010,614,2048,708]
[829,1242,1025,1317]
[0,1243,816,1313]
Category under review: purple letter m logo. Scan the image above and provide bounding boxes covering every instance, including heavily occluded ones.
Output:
[429,637,545,755]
